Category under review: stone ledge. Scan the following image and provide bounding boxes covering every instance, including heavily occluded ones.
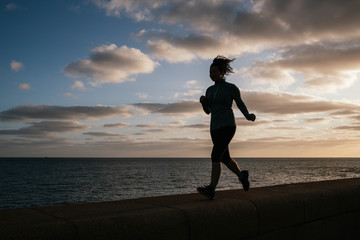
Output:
[1,178,360,240]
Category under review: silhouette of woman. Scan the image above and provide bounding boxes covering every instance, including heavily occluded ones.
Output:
[197,56,256,199]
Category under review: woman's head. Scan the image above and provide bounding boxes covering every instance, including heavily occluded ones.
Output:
[210,56,235,82]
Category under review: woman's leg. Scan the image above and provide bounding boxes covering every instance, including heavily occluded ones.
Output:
[210,126,236,188]
[225,158,242,177]
[210,162,221,187]
[225,158,250,191]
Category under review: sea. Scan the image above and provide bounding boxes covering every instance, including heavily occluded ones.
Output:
[1,158,360,210]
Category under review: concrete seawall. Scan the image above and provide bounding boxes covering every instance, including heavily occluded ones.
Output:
[1,178,360,240]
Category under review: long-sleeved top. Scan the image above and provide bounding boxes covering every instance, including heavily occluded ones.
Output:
[201,80,250,130]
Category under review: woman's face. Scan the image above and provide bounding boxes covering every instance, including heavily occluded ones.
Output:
[209,65,224,82]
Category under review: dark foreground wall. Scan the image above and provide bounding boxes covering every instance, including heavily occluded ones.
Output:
[1,178,360,240]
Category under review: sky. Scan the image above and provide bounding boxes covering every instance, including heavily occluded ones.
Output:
[1,0,360,158]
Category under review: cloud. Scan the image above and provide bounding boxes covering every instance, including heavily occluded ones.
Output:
[184,80,200,88]
[330,110,360,116]
[62,93,77,98]
[136,123,163,128]
[174,89,202,99]
[173,80,204,99]
[132,122,210,136]
[0,121,90,138]
[235,117,273,126]
[145,34,222,63]
[335,124,360,132]
[276,43,360,73]
[268,126,306,131]
[10,60,23,71]
[169,120,186,126]
[0,105,133,122]
[3,132,360,157]
[141,128,168,133]
[135,92,149,99]
[17,83,31,90]
[6,3,20,11]
[103,122,131,128]
[241,61,296,88]
[133,91,360,117]
[243,43,360,91]
[254,0,360,41]
[92,0,151,19]
[71,81,86,90]
[64,44,159,86]
[96,1,260,61]
[303,118,326,123]
[133,100,200,115]
[83,131,124,137]
[181,123,208,129]
[242,90,360,115]
[95,0,360,68]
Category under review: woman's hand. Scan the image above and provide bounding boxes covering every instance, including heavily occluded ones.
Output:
[200,95,207,104]
[247,113,256,122]
[200,95,211,114]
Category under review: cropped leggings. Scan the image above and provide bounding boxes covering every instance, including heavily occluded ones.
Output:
[210,126,236,164]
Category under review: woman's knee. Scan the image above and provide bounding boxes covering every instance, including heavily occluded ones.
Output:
[211,154,221,163]
[211,148,222,162]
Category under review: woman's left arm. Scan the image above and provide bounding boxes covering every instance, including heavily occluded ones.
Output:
[233,86,256,121]
[200,95,211,114]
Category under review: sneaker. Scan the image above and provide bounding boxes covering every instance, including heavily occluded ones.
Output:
[197,185,215,200]
[239,170,250,191]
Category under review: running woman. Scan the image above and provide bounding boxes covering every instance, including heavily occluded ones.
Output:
[197,56,256,200]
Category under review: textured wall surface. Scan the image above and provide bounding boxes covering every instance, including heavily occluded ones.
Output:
[1,178,360,240]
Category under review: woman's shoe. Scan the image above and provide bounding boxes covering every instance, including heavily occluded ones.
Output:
[197,185,215,199]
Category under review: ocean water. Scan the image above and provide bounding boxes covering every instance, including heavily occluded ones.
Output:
[1,158,360,210]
